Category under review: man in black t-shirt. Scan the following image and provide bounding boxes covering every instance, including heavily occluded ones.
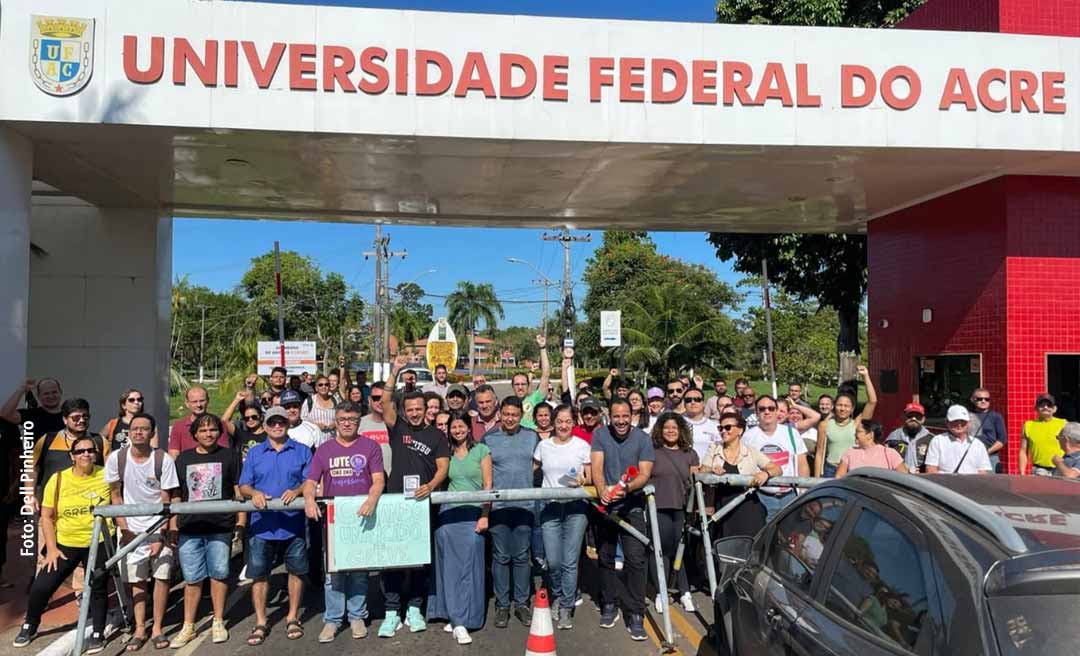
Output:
[377,356,450,638]
[1,378,65,440]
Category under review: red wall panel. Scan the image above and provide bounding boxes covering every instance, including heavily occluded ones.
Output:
[899,0,1080,36]
[898,0,1001,31]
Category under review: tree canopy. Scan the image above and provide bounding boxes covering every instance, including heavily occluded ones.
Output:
[715,0,927,27]
[446,281,505,374]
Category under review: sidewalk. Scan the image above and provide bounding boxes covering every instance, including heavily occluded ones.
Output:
[1,521,82,635]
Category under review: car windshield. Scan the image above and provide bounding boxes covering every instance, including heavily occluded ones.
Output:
[989,595,1080,654]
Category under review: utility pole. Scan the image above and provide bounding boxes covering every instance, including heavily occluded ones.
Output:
[197,305,207,384]
[364,224,407,381]
[762,259,778,398]
[532,278,559,337]
[543,229,591,389]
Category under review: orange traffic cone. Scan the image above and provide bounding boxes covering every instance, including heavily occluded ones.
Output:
[525,588,556,656]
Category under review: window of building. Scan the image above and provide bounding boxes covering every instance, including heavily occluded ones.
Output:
[915,354,981,424]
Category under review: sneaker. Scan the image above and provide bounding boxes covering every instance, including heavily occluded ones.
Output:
[513,605,532,627]
[680,592,696,613]
[614,559,624,571]
[12,624,37,648]
[405,606,427,633]
[443,623,454,633]
[493,607,510,629]
[318,623,338,643]
[169,623,197,649]
[453,626,472,645]
[599,604,620,629]
[654,593,664,614]
[350,619,367,639]
[84,633,105,655]
[211,619,228,644]
[574,594,584,607]
[557,608,573,630]
[377,616,402,638]
[627,613,647,641]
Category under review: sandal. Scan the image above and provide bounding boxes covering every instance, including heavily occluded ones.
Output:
[247,625,269,646]
[151,635,170,650]
[286,620,304,640]
[125,636,147,652]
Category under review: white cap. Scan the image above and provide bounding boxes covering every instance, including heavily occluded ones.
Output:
[946,405,970,423]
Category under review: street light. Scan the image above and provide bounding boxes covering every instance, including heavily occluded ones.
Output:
[506,257,558,336]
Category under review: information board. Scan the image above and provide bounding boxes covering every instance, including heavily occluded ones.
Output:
[600,310,622,347]
[326,494,431,572]
[256,341,317,375]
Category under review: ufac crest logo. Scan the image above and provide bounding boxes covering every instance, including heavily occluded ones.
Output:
[30,15,95,96]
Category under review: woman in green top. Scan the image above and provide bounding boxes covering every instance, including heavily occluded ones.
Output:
[815,366,878,478]
[427,411,491,644]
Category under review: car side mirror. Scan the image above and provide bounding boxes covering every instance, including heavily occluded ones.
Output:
[714,536,753,565]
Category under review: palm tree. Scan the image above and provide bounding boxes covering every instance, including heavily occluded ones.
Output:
[446,282,504,375]
[621,283,715,380]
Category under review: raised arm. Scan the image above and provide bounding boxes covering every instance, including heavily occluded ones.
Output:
[793,403,821,432]
[857,366,877,420]
[536,334,551,394]
[0,379,32,425]
[561,356,572,401]
[382,353,409,428]
[221,390,248,424]
[602,368,617,400]
[814,420,828,478]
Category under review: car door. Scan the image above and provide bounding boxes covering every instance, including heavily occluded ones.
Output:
[792,499,941,656]
[731,494,851,656]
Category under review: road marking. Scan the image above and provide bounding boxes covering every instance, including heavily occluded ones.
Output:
[642,607,673,653]
[667,604,706,651]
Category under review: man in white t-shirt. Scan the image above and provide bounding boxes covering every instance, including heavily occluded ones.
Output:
[682,389,721,460]
[104,413,180,649]
[742,395,809,520]
[925,405,992,475]
[280,389,323,449]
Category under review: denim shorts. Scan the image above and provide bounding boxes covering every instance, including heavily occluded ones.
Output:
[177,533,231,583]
[246,535,308,579]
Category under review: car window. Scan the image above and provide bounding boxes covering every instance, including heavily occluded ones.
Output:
[824,508,931,652]
[766,496,847,593]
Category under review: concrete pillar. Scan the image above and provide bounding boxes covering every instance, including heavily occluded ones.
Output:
[28,200,172,431]
[0,128,32,396]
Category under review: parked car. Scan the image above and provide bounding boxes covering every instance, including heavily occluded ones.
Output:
[395,367,434,390]
[712,470,1080,656]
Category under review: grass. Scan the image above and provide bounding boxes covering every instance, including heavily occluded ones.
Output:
[169,384,231,421]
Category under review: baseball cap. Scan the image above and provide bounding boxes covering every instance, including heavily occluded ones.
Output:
[1036,393,1057,407]
[447,384,468,398]
[263,406,288,427]
[903,402,925,416]
[946,405,970,423]
[279,389,303,407]
[580,397,603,413]
[647,387,665,400]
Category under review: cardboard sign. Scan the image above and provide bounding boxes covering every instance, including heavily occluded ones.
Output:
[256,341,316,375]
[326,494,431,572]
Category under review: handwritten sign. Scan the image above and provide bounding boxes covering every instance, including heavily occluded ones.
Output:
[326,494,431,572]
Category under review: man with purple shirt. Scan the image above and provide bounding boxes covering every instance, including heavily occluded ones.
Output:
[303,401,385,643]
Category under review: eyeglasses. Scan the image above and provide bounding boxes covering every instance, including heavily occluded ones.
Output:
[685,397,704,403]
[973,396,991,402]
[742,393,755,399]
[337,417,359,425]
[757,405,777,412]
[719,424,739,432]
[666,388,683,394]
[126,397,144,403]
[67,414,89,422]
[72,447,96,456]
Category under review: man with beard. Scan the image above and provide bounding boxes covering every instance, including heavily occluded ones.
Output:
[423,364,451,399]
[884,403,933,473]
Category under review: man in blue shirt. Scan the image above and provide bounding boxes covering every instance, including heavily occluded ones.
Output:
[968,388,1007,472]
[482,396,539,628]
[238,407,312,644]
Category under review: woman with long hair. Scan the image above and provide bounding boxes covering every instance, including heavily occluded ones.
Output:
[701,413,779,539]
[532,403,555,440]
[628,390,649,430]
[301,375,337,444]
[815,367,878,478]
[100,388,158,450]
[424,392,446,426]
[835,420,907,477]
[427,411,491,645]
[646,412,699,613]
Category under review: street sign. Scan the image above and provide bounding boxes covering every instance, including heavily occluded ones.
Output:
[600,310,622,347]
[256,340,317,375]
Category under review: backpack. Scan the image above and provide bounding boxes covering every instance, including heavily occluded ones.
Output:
[117,446,166,485]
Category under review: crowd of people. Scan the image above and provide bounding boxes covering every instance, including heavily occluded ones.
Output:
[2,345,1078,653]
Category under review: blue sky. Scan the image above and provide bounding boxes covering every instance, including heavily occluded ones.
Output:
[174,0,741,328]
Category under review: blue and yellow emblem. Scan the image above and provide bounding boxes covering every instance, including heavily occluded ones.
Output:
[30,15,95,96]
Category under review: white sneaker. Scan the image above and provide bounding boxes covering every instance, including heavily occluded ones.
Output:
[680,592,696,613]
[453,626,472,645]
[654,593,664,614]
[443,623,454,634]
[614,560,624,571]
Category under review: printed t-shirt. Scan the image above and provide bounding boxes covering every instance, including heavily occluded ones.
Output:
[231,422,267,461]
[33,431,110,494]
[590,425,655,510]
[685,415,721,461]
[483,426,540,510]
[169,414,230,453]
[1023,418,1067,468]
[386,419,450,494]
[651,447,699,509]
[359,414,392,475]
[839,444,903,472]
[742,424,807,494]
[42,465,113,548]
[447,443,491,508]
[533,436,592,491]
[305,436,383,497]
[105,418,133,450]
[240,439,312,539]
[175,446,241,534]
[520,389,545,430]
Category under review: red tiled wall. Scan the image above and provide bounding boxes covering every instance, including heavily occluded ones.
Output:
[868,178,1009,450]
[1000,0,1080,35]
[897,0,1000,31]
[1003,176,1080,473]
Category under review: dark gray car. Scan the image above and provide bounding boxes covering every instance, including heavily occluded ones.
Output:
[713,470,1080,656]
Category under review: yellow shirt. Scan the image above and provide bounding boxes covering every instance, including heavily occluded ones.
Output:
[1023,418,1066,468]
[41,466,113,548]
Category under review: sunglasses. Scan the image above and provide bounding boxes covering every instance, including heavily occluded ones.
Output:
[126,396,144,403]
[905,413,925,419]
[244,414,261,421]
[72,447,96,456]
[266,419,288,427]
[1037,402,1055,409]
[67,414,90,422]
[719,424,739,431]
[685,397,704,403]
[667,388,683,394]
[316,382,329,388]
[973,396,990,402]
[370,394,383,401]
[757,405,777,412]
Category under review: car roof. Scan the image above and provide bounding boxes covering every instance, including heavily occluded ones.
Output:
[839,471,1080,555]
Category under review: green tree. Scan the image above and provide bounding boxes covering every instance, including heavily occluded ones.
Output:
[741,285,842,386]
[715,0,926,27]
[446,281,505,375]
[389,282,434,345]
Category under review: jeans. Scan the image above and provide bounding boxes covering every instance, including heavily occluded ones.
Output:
[823,462,839,478]
[324,570,369,624]
[177,533,231,583]
[532,501,546,563]
[382,567,429,613]
[595,506,647,615]
[490,507,533,608]
[539,501,588,610]
[989,453,1001,473]
[649,509,689,596]
[759,491,796,522]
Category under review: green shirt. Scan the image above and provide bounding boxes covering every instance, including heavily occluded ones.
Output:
[448,443,491,507]
[519,389,546,430]
[825,418,857,466]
